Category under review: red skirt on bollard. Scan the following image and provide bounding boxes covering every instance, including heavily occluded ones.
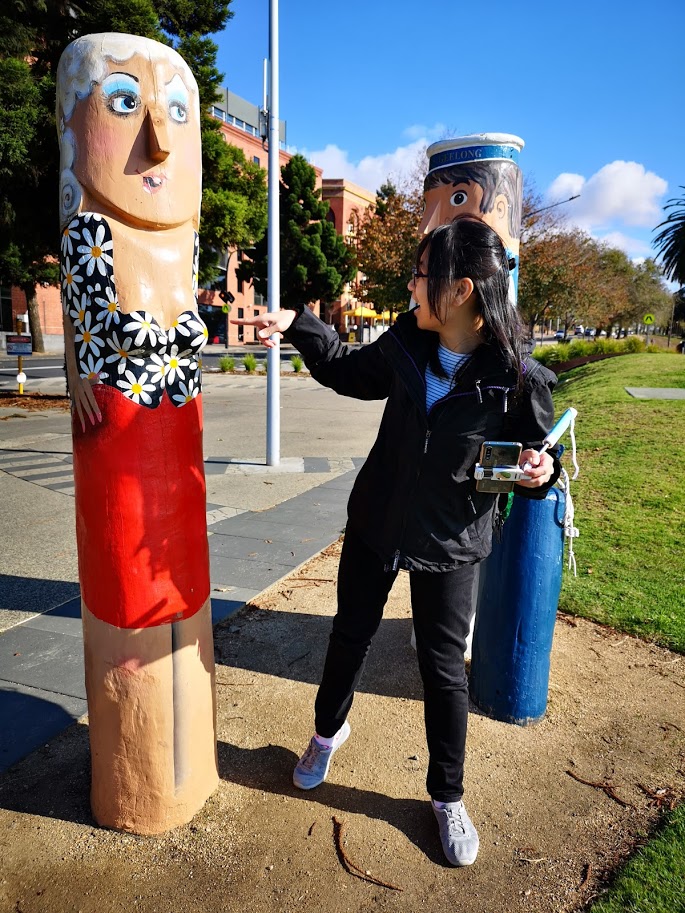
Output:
[72,385,210,629]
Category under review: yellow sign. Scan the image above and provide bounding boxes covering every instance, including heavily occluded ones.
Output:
[644,313,655,325]
[222,304,231,314]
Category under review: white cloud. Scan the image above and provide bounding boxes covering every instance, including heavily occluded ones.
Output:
[547,161,667,231]
[596,231,652,258]
[402,122,448,142]
[304,136,433,193]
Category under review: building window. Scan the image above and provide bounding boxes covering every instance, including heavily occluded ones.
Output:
[253,156,260,166]
[254,292,265,306]
[0,287,12,332]
[237,307,244,342]
[254,310,260,318]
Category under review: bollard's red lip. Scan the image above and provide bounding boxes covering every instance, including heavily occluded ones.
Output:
[136,169,168,194]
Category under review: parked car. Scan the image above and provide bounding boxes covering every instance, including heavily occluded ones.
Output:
[554,330,567,341]
[574,325,584,336]
[584,327,596,338]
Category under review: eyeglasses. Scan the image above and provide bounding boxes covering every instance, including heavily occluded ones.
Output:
[411,267,429,281]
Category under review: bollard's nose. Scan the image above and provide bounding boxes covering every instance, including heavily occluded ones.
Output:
[146,108,171,162]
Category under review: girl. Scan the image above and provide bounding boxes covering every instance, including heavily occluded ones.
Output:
[233,217,559,866]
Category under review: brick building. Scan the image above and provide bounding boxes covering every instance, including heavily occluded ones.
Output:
[1,89,376,352]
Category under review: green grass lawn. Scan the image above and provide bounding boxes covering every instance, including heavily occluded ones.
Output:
[584,802,685,913]
[550,354,685,913]
[553,354,685,653]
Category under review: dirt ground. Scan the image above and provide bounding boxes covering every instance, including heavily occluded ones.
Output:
[1,540,684,913]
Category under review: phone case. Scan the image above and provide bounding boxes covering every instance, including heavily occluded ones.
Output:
[476,441,522,492]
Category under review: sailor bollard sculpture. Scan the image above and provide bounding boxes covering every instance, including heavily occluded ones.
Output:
[419,134,524,306]
[56,33,218,834]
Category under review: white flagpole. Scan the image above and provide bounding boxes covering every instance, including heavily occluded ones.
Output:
[266,0,280,465]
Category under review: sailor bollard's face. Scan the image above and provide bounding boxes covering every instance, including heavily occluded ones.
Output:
[419,180,514,253]
[70,54,201,229]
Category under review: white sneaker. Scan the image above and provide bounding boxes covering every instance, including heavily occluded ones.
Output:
[292,721,351,790]
[432,799,479,866]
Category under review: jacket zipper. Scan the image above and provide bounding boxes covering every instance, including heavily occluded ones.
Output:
[424,429,431,453]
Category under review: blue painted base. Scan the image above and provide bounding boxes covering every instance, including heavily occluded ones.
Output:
[469,488,566,725]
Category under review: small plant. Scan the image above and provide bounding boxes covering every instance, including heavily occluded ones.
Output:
[291,354,304,373]
[218,356,235,373]
[622,336,645,354]
[242,353,257,374]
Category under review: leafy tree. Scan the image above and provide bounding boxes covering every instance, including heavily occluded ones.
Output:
[352,181,423,315]
[653,187,685,286]
[237,154,356,309]
[519,229,600,337]
[0,0,266,350]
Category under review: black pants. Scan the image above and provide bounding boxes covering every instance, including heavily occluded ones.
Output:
[314,525,477,803]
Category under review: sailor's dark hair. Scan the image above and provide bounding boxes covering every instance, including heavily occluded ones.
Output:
[424,160,523,241]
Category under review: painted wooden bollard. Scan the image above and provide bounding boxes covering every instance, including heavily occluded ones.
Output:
[56,33,217,834]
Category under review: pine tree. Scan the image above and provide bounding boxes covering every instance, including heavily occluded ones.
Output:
[0,0,267,349]
[237,154,356,309]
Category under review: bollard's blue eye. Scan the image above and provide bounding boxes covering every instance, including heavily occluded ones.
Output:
[166,74,190,125]
[102,73,141,117]
[169,101,188,124]
[111,94,140,115]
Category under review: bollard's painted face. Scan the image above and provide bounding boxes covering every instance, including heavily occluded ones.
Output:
[419,180,514,253]
[69,53,201,229]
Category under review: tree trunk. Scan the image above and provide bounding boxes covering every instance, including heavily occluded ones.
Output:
[22,283,45,353]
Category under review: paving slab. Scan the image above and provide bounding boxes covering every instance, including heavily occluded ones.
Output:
[625,386,685,399]
[0,682,86,770]
[0,625,86,700]
[0,467,359,771]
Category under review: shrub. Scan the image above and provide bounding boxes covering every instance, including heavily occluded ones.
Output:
[242,353,257,374]
[646,344,661,353]
[592,338,620,355]
[218,356,235,373]
[622,336,645,354]
[567,339,593,358]
[291,354,304,373]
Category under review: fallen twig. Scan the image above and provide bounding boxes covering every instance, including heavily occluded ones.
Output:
[293,577,335,584]
[215,681,256,688]
[287,651,311,667]
[637,783,678,811]
[566,770,632,808]
[332,816,402,892]
[307,821,317,837]
[578,862,592,889]
[557,614,578,627]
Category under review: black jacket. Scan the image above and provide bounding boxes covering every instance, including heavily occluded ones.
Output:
[285,307,560,572]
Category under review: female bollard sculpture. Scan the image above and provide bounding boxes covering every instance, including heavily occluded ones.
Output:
[56,33,218,834]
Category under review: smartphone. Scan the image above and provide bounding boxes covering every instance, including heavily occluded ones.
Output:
[475,441,522,492]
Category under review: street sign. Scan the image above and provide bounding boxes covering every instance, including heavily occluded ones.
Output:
[6,334,32,356]
[222,304,231,314]
[643,314,655,325]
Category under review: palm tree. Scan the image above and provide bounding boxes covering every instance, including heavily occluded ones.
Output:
[653,187,685,284]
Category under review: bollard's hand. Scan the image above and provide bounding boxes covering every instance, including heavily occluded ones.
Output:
[516,449,554,488]
[68,369,102,433]
[231,310,297,349]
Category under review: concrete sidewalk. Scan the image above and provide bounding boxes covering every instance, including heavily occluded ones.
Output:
[0,369,384,772]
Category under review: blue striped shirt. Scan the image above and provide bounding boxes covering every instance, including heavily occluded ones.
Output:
[425,345,471,411]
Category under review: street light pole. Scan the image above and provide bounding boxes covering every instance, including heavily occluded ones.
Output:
[266,0,280,465]
[523,194,580,223]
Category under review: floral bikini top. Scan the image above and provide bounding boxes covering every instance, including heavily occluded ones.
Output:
[60,212,208,409]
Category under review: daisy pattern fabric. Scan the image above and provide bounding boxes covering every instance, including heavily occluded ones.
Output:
[61,212,210,630]
[61,212,207,408]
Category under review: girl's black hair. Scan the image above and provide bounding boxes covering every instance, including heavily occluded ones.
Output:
[416,217,525,387]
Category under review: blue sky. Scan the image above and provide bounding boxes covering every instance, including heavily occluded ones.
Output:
[214,0,684,265]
